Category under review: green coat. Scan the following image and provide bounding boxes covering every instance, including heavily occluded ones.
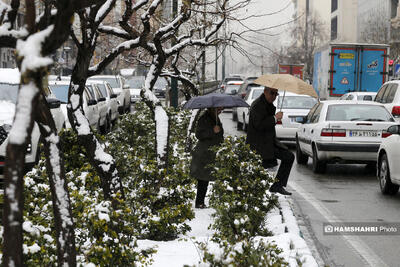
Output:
[190,110,224,181]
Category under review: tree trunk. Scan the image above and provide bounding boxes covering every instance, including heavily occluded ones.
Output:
[36,96,76,266]
[68,49,124,200]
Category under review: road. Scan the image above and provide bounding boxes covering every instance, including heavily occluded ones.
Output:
[220,111,400,267]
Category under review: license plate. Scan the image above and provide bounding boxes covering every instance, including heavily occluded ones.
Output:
[349,130,379,137]
[290,116,302,122]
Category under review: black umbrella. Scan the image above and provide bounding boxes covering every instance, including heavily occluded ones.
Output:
[183,93,250,109]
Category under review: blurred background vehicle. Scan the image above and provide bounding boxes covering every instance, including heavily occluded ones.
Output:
[274,92,318,145]
[339,92,377,102]
[49,80,100,130]
[153,77,168,99]
[219,76,243,92]
[88,75,130,114]
[0,69,64,175]
[90,80,119,125]
[232,81,262,121]
[86,81,110,133]
[126,76,145,106]
[236,86,265,131]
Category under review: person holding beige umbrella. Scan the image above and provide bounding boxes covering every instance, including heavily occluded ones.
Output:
[246,74,316,195]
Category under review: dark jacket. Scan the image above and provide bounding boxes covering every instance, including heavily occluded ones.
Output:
[190,110,224,181]
[246,94,286,162]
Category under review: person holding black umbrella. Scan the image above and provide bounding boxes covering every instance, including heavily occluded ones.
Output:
[246,86,294,195]
[190,107,224,208]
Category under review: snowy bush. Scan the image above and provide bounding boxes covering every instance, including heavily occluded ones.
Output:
[200,239,288,267]
[209,136,279,243]
[106,102,195,241]
[198,136,287,266]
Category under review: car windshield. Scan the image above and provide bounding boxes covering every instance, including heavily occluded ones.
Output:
[92,77,120,88]
[252,88,264,99]
[326,104,394,121]
[0,83,19,103]
[277,96,317,109]
[49,85,69,103]
[127,77,145,88]
[224,84,240,94]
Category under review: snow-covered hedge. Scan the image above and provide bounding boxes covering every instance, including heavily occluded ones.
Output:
[199,136,288,266]
[0,103,196,265]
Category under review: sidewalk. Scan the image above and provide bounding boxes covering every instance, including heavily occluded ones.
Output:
[136,190,320,266]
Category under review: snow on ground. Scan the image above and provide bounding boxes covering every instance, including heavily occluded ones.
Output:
[137,190,318,267]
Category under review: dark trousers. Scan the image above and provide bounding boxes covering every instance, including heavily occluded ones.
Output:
[195,180,209,205]
[262,146,294,187]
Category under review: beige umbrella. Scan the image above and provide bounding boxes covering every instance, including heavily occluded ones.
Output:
[254,74,318,98]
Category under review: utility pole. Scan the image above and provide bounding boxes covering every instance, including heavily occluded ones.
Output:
[170,0,178,108]
[201,0,206,94]
[215,0,219,81]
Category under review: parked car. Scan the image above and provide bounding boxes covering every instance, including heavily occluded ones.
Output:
[86,81,110,133]
[236,86,265,131]
[154,77,169,98]
[374,80,400,122]
[232,81,262,121]
[126,76,145,105]
[88,75,130,114]
[274,92,318,145]
[377,124,400,195]
[295,101,397,173]
[90,80,119,124]
[0,69,64,175]
[49,80,100,130]
[339,92,377,102]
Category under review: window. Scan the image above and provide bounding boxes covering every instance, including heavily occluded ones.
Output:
[326,104,393,122]
[385,84,398,103]
[331,0,338,12]
[375,84,388,103]
[331,16,338,40]
[310,104,323,123]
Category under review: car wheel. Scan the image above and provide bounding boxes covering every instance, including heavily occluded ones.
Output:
[296,137,308,165]
[378,153,399,195]
[312,145,326,173]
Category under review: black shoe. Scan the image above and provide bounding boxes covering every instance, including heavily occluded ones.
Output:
[195,204,207,209]
[270,185,292,195]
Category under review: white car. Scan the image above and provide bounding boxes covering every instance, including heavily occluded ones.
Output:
[274,92,317,145]
[377,124,400,195]
[374,80,400,122]
[236,86,264,131]
[88,75,130,114]
[88,80,119,125]
[0,69,64,175]
[126,76,145,105]
[339,91,376,102]
[296,100,397,173]
[86,81,110,133]
[49,80,100,130]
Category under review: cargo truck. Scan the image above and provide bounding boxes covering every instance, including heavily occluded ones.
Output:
[313,43,389,99]
[278,64,304,80]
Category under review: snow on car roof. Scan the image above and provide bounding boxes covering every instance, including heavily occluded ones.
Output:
[0,68,20,84]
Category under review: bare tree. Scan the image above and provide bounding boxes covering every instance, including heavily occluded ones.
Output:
[1,0,105,265]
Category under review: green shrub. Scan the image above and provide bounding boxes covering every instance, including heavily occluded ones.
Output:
[199,239,288,267]
[209,136,279,243]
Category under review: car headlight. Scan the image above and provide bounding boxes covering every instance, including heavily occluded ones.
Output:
[0,124,11,146]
